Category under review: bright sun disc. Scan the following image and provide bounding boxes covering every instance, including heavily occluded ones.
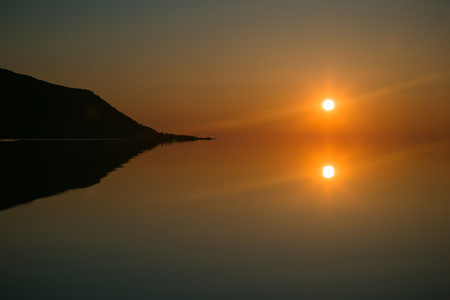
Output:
[322,99,335,111]
[323,166,335,178]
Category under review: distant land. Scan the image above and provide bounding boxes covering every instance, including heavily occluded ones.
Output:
[0,68,211,141]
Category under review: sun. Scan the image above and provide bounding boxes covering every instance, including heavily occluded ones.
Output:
[323,166,335,178]
[322,99,335,111]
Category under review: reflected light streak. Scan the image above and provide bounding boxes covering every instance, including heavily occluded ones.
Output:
[192,139,450,204]
[185,162,346,201]
[187,170,308,201]
[355,139,450,171]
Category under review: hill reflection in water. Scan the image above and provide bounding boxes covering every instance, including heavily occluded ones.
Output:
[0,138,449,299]
[0,140,160,211]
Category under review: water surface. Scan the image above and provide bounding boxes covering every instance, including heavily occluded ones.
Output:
[1,138,449,299]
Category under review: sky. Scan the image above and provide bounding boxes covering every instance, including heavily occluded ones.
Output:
[1,0,450,139]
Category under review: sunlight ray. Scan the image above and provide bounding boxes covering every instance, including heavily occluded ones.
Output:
[182,72,448,133]
[353,72,448,102]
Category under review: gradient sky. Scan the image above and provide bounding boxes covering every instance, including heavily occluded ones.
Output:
[2,0,450,138]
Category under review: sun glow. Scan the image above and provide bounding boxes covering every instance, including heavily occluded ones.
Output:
[323,166,335,178]
[322,99,335,111]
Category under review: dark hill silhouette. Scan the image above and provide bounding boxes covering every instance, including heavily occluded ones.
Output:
[0,68,209,140]
[0,140,159,211]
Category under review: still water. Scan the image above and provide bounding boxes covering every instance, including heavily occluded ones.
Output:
[1,138,449,299]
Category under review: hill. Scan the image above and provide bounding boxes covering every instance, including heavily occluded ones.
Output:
[0,68,206,141]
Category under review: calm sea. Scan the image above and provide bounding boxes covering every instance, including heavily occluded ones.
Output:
[1,138,449,299]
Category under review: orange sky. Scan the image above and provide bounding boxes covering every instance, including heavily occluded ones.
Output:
[2,0,450,139]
